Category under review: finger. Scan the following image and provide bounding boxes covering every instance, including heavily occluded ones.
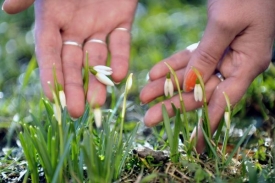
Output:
[149,50,192,81]
[183,14,244,92]
[140,69,185,104]
[2,0,34,14]
[35,21,63,100]
[144,75,221,127]
[108,26,131,83]
[62,38,85,118]
[84,35,108,107]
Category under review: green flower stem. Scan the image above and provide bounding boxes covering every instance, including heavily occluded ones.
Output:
[164,62,189,140]
[119,73,133,144]
[58,123,64,182]
[83,51,90,96]
[222,92,231,163]
[89,66,97,75]
[192,68,211,139]
[222,128,230,162]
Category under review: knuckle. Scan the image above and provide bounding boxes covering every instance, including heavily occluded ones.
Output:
[196,48,220,66]
[209,14,233,32]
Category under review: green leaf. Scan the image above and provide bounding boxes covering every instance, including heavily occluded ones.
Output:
[225,125,254,166]
[171,108,181,163]
[83,51,89,96]
[161,104,173,152]
[22,56,37,90]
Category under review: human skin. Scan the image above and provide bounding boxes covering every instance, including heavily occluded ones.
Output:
[3,0,138,118]
[140,0,275,153]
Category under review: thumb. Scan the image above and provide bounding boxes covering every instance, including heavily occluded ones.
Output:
[2,0,34,14]
[183,18,237,92]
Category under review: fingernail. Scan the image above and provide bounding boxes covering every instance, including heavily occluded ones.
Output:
[114,82,120,85]
[2,3,4,11]
[140,102,147,106]
[184,68,202,92]
[70,117,78,121]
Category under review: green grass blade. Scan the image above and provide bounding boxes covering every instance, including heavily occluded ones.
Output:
[225,125,253,166]
[201,126,218,159]
[52,134,74,183]
[162,104,173,153]
[171,109,181,163]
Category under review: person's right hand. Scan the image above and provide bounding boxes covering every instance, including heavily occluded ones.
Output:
[3,0,138,118]
[140,0,275,153]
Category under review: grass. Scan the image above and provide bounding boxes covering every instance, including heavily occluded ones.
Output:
[1,61,275,182]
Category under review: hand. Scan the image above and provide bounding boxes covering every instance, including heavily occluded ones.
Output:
[3,0,138,118]
[140,0,275,153]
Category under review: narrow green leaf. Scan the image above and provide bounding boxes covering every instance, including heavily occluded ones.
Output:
[171,109,181,163]
[225,125,253,166]
[201,126,218,159]
[52,134,74,183]
[22,56,37,89]
[162,104,173,151]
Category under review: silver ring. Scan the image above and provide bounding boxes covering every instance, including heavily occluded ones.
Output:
[215,72,225,81]
[114,27,129,32]
[63,41,82,48]
[86,39,106,45]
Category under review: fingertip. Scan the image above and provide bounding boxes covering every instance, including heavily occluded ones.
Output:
[67,100,85,118]
[183,69,199,92]
[65,85,85,118]
[111,60,128,83]
[2,0,34,14]
[143,110,161,127]
[87,77,107,108]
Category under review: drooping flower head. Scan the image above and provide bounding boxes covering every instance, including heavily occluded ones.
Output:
[89,65,114,86]
[164,72,174,97]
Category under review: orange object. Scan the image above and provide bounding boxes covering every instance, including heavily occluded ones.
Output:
[184,69,202,92]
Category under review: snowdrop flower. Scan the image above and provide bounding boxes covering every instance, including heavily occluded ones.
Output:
[125,73,133,91]
[194,80,203,102]
[93,65,113,75]
[53,104,61,124]
[93,107,102,128]
[224,111,230,129]
[186,42,199,52]
[164,73,174,97]
[89,65,114,86]
[59,90,66,109]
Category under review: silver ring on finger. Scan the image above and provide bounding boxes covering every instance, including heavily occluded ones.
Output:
[114,27,129,32]
[86,39,106,45]
[215,72,225,82]
[63,41,83,48]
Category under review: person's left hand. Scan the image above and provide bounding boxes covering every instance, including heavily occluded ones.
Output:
[3,0,138,118]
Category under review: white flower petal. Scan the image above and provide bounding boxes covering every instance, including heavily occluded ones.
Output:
[93,65,112,71]
[94,108,102,128]
[168,79,174,97]
[96,73,114,86]
[126,73,133,91]
[194,84,203,102]
[186,42,199,52]
[53,104,61,124]
[164,79,169,97]
[59,90,66,109]
[95,69,113,75]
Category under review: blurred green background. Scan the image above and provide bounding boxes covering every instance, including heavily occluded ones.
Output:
[0,0,274,132]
